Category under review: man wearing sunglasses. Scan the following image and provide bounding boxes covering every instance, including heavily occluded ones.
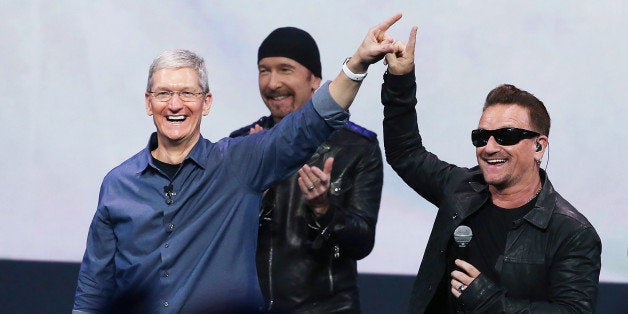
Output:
[381,28,601,313]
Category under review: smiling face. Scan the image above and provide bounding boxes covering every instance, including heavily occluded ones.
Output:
[476,103,546,191]
[145,67,212,149]
[258,57,321,124]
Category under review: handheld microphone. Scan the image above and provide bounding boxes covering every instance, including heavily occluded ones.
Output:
[453,226,473,310]
[453,225,473,262]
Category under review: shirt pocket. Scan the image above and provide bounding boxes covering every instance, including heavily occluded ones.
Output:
[500,240,548,299]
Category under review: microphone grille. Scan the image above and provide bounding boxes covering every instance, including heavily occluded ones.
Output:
[454,225,473,245]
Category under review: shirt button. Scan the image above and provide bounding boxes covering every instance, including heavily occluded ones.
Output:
[168,223,174,232]
[163,301,169,307]
[163,271,169,277]
[166,199,174,205]
[452,213,459,220]
[164,243,170,248]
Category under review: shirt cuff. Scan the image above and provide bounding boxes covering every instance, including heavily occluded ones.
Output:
[312,81,350,129]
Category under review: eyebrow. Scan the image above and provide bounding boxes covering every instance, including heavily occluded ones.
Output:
[259,62,296,69]
[150,86,201,91]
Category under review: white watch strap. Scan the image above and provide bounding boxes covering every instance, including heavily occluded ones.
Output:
[342,57,367,81]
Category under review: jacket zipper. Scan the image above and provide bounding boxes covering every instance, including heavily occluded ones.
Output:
[267,238,275,311]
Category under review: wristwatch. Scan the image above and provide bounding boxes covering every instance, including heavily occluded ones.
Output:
[342,57,368,81]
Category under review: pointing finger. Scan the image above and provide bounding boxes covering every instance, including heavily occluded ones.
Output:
[375,13,402,42]
[405,26,418,57]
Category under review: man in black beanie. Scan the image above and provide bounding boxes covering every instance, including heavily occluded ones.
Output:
[230,27,384,313]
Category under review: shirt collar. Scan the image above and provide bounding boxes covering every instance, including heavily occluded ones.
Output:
[134,132,208,175]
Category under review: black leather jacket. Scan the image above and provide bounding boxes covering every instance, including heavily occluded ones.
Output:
[231,117,383,313]
[381,72,601,313]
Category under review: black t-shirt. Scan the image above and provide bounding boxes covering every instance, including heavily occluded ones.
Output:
[465,199,533,283]
[151,156,180,180]
[426,195,536,313]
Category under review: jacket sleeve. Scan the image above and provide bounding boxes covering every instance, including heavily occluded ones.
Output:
[309,139,384,260]
[381,70,466,206]
[459,226,602,313]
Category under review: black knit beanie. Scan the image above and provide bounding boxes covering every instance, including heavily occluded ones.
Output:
[257,27,322,78]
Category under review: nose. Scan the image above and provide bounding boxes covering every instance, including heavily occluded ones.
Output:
[167,93,184,110]
[267,71,282,90]
[482,136,501,153]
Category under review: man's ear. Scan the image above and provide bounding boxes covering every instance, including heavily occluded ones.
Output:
[202,92,213,116]
[534,135,548,160]
[145,93,153,116]
[311,75,322,92]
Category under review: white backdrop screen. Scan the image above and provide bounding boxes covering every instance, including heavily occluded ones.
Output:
[1,1,626,283]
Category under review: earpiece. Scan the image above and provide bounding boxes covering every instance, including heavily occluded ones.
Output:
[536,142,542,152]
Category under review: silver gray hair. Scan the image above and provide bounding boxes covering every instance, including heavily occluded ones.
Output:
[146,49,210,93]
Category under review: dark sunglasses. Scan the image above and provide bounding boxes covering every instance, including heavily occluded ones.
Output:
[471,127,540,147]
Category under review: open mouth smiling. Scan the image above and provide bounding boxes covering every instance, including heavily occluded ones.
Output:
[167,115,186,122]
[485,158,507,165]
[269,95,288,100]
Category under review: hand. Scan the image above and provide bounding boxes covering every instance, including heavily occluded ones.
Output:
[328,13,403,110]
[298,157,334,216]
[347,13,403,73]
[385,26,418,75]
[248,124,264,134]
[450,259,481,298]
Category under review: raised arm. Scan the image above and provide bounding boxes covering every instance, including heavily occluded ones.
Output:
[381,26,467,204]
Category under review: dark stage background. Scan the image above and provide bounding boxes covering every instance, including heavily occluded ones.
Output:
[1,260,625,313]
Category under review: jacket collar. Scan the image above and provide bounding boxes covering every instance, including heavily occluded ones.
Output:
[467,169,556,230]
[522,170,555,229]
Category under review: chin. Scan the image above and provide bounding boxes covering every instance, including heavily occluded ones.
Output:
[482,173,506,187]
[161,131,188,142]
[485,177,513,190]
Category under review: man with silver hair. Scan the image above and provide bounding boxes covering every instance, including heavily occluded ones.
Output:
[73,14,406,313]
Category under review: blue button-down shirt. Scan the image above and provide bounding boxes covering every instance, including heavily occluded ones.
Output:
[74,82,348,313]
